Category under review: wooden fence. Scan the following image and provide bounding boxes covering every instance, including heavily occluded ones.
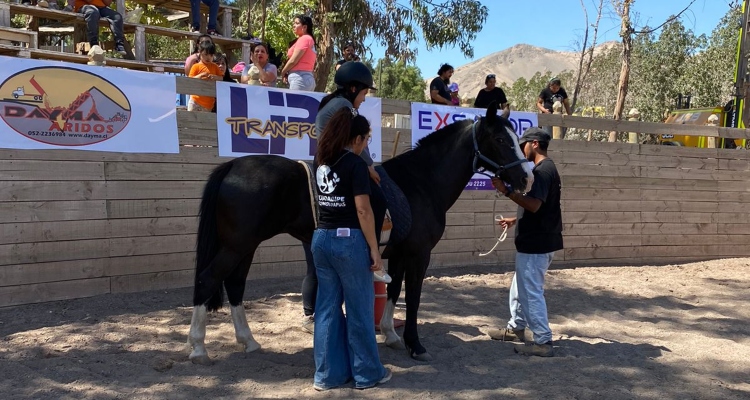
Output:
[2,77,750,307]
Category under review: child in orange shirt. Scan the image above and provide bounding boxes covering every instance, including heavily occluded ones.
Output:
[188,41,223,112]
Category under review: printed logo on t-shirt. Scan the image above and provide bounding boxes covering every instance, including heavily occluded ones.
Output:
[316,164,346,208]
[316,165,339,194]
[550,93,564,104]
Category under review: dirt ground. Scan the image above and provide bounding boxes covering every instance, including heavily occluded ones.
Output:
[1,258,749,400]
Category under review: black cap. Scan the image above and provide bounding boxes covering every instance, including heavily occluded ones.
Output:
[518,127,551,145]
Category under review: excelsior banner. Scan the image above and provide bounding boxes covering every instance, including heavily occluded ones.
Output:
[410,103,538,190]
[216,83,382,161]
[0,56,178,153]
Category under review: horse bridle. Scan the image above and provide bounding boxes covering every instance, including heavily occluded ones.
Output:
[471,120,527,180]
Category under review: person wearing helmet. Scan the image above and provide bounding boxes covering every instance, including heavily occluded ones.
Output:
[300,61,385,334]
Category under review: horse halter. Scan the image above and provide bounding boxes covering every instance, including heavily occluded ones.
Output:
[471,120,527,181]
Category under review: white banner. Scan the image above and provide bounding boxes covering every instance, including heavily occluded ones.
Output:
[0,56,178,153]
[410,103,538,190]
[216,83,382,161]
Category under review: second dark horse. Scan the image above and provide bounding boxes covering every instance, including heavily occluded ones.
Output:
[188,104,533,364]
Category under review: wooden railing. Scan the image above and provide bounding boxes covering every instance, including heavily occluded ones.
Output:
[2,77,750,307]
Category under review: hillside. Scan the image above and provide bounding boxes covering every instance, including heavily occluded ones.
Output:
[431,42,617,100]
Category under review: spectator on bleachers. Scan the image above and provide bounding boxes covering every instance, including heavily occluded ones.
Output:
[190,0,220,36]
[74,0,127,56]
[335,41,360,71]
[184,34,214,76]
[280,15,316,91]
[211,53,235,113]
[187,41,223,112]
[214,53,235,83]
[241,43,278,86]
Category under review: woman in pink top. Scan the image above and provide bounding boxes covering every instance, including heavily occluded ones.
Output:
[280,15,317,91]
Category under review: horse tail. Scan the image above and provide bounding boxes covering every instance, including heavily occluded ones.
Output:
[194,160,234,311]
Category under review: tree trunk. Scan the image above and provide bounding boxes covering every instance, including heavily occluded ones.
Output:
[571,0,604,114]
[314,0,334,92]
[610,0,633,142]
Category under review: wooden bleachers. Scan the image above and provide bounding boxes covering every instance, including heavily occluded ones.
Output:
[0,1,252,70]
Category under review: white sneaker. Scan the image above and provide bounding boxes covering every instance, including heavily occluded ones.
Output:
[373,270,392,283]
[301,315,314,334]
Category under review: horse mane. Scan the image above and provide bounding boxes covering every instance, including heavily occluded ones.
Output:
[414,119,473,149]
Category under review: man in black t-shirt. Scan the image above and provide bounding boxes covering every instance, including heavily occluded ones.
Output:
[335,41,361,71]
[474,73,510,118]
[486,127,562,358]
[429,64,454,105]
[537,78,572,136]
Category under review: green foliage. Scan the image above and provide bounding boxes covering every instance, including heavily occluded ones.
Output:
[372,58,427,102]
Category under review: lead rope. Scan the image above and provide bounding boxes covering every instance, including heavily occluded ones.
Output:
[478,191,508,257]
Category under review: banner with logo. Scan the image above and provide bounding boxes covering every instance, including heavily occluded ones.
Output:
[216,83,382,161]
[410,103,538,190]
[0,56,178,153]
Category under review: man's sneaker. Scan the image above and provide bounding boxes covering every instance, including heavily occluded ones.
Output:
[373,269,392,283]
[487,327,525,342]
[356,368,392,389]
[114,43,127,56]
[301,315,314,334]
[206,29,222,37]
[513,341,554,357]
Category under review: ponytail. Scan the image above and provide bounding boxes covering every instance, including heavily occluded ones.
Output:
[316,108,371,165]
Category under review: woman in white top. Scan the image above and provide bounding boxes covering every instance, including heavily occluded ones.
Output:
[241,43,278,86]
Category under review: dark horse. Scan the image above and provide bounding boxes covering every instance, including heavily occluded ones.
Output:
[187,104,533,364]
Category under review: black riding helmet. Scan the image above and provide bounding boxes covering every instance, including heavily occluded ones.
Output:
[334,61,377,91]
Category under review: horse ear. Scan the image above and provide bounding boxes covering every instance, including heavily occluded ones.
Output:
[486,101,498,124]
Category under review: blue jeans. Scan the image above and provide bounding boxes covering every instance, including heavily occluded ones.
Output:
[507,252,554,344]
[191,0,219,31]
[311,228,386,389]
[288,71,316,91]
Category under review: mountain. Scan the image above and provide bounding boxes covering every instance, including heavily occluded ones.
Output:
[429,42,618,101]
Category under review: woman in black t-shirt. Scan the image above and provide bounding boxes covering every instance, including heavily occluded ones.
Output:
[310,108,391,390]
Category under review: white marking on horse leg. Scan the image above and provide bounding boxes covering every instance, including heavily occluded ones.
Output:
[381,301,404,349]
[187,305,211,365]
[230,304,261,353]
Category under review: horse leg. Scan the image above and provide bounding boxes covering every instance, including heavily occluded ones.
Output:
[403,251,433,362]
[188,305,211,365]
[223,250,261,353]
[188,248,243,365]
[381,256,406,350]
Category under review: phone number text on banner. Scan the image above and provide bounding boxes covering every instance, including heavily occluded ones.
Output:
[216,83,382,161]
[410,103,538,190]
[0,56,178,153]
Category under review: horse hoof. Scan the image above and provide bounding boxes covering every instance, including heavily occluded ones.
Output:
[189,352,213,366]
[406,345,433,362]
[244,341,261,353]
[385,337,405,350]
[411,351,433,362]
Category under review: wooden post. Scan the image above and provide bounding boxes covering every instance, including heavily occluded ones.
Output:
[552,100,563,139]
[391,131,401,159]
[221,9,232,37]
[627,108,640,144]
[134,25,146,61]
[115,0,125,15]
[706,114,719,148]
[241,42,252,64]
[0,3,10,27]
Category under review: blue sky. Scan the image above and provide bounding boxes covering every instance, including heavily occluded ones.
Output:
[371,0,732,77]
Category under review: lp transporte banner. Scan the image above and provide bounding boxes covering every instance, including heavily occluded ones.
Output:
[216,83,382,161]
[410,103,538,190]
[0,56,179,153]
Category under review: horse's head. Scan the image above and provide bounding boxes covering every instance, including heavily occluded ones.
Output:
[474,102,534,193]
